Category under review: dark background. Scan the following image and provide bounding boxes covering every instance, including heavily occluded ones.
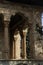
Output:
[6,0,43,6]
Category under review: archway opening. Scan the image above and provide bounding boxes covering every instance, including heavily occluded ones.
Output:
[9,13,23,59]
[9,12,29,59]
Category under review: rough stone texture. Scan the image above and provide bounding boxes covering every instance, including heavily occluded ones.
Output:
[0,61,43,65]
[0,2,43,60]
[14,32,21,59]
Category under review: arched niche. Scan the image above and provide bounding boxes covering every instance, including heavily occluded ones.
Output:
[0,13,4,59]
[9,12,29,59]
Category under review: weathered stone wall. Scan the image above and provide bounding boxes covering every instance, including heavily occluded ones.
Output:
[0,2,43,59]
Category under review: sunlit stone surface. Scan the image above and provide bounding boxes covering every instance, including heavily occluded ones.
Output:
[14,31,21,59]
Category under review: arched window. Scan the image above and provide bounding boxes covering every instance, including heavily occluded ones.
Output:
[9,12,29,59]
[9,14,23,59]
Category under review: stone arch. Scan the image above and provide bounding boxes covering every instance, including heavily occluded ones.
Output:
[9,12,29,59]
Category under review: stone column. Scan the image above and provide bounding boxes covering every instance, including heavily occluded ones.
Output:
[4,21,9,59]
[12,36,17,59]
[13,31,21,59]
[22,28,28,59]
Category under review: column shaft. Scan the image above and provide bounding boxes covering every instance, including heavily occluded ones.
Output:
[4,21,9,59]
[21,36,26,59]
[23,35,26,59]
[12,40,16,59]
[13,32,21,59]
[21,28,28,59]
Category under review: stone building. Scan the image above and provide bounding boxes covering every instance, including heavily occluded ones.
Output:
[0,1,43,65]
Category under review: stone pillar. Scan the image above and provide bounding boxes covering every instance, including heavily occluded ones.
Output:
[22,28,28,59]
[12,36,16,59]
[13,31,21,59]
[4,21,9,59]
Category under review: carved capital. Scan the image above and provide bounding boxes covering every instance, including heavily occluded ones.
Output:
[4,21,9,27]
[22,28,28,37]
